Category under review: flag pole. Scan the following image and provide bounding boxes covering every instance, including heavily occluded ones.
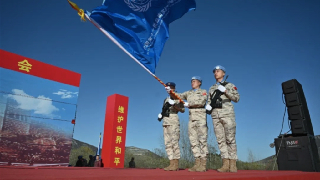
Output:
[67,0,185,104]
[97,132,102,155]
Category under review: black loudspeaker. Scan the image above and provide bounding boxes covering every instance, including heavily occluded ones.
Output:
[284,92,305,107]
[316,136,320,160]
[290,120,314,135]
[287,105,314,135]
[275,134,320,172]
[287,106,305,120]
[281,79,314,136]
[282,79,303,95]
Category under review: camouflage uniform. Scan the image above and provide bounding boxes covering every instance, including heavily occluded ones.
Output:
[163,97,185,160]
[208,82,240,160]
[179,89,208,159]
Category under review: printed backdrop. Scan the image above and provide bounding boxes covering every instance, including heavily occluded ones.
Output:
[0,49,81,166]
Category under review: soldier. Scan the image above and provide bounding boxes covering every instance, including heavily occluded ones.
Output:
[158,82,185,171]
[206,65,240,173]
[165,76,208,172]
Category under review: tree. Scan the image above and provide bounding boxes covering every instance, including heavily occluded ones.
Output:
[247,148,256,163]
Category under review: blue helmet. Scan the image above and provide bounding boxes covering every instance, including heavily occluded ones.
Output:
[213,65,226,73]
[165,82,176,87]
[191,76,202,83]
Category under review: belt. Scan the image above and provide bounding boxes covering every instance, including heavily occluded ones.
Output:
[220,99,231,103]
[189,106,205,109]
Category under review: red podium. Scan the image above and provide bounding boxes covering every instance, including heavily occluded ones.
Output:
[101,94,129,168]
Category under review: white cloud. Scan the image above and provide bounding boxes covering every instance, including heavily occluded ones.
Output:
[53,89,78,99]
[8,89,59,116]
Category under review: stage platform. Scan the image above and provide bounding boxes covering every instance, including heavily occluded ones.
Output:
[0,166,319,180]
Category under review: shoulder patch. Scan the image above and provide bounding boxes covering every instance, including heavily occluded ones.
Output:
[203,92,207,95]
[234,87,237,90]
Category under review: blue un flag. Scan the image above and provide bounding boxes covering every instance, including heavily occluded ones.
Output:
[85,0,196,74]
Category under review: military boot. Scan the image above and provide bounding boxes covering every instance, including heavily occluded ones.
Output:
[229,159,237,173]
[168,159,179,171]
[164,160,173,171]
[195,158,207,172]
[188,158,201,172]
[217,158,230,172]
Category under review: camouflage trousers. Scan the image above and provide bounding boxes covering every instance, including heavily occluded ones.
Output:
[163,124,180,160]
[212,115,237,160]
[188,120,208,158]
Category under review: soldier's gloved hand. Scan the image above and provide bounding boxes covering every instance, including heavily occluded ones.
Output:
[218,85,226,92]
[168,99,175,105]
[184,102,189,107]
[165,86,171,93]
[158,113,162,119]
[205,104,212,111]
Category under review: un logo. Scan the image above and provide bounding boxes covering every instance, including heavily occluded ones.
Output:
[124,0,152,12]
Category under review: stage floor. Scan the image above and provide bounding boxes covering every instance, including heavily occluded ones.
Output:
[0,167,319,180]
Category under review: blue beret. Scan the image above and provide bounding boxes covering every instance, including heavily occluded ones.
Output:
[166,82,176,87]
[213,65,226,72]
[191,76,202,83]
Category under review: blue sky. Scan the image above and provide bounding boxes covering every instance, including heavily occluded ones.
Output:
[1,0,319,161]
[0,67,78,133]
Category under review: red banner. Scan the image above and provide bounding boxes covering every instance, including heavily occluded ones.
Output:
[0,49,81,87]
[101,94,129,168]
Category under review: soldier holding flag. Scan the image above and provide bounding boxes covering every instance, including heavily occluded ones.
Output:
[166,76,208,172]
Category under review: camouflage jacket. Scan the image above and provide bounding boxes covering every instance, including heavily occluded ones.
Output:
[179,88,208,121]
[208,82,240,118]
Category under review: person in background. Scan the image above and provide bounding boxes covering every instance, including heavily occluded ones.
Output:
[129,157,135,168]
[75,156,87,167]
[94,155,101,167]
[87,155,94,167]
